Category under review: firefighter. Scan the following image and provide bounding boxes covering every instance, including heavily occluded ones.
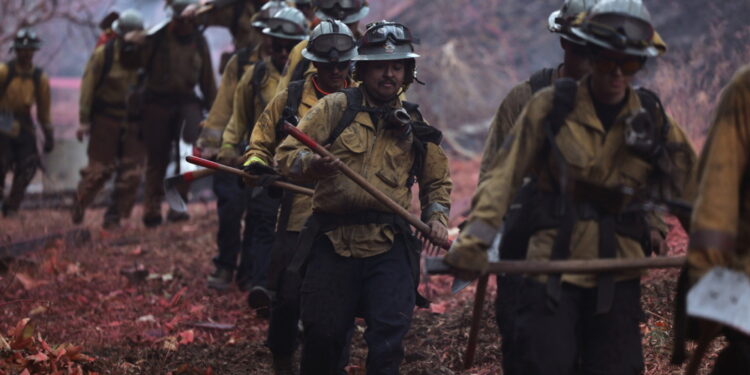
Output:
[480,1,600,373]
[445,1,698,373]
[209,7,307,301]
[73,9,148,229]
[276,21,451,374]
[199,0,282,292]
[0,29,53,217]
[242,19,356,373]
[274,0,369,94]
[680,64,750,374]
[139,0,217,227]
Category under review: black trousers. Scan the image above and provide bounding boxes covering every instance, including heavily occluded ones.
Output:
[515,278,644,375]
[495,274,524,375]
[300,236,415,375]
[0,126,38,212]
[712,330,750,375]
[267,230,301,356]
[212,171,252,280]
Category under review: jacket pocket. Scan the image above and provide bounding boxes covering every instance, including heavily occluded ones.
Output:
[618,156,652,189]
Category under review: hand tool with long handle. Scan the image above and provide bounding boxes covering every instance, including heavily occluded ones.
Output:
[185,156,314,196]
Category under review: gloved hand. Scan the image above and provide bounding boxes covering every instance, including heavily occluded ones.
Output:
[442,235,489,281]
[216,145,239,166]
[42,127,54,153]
[76,123,90,142]
[243,156,277,176]
[195,124,221,160]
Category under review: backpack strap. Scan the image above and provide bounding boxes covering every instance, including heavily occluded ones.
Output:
[635,87,670,141]
[325,87,365,146]
[290,59,311,83]
[235,47,252,81]
[1,61,17,99]
[276,79,305,139]
[32,67,42,102]
[251,60,268,109]
[96,39,116,90]
[529,67,556,95]
[403,100,443,187]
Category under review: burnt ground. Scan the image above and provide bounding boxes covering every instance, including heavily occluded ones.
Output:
[0,204,725,375]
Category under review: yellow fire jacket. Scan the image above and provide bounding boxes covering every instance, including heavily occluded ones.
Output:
[79,39,140,123]
[446,78,699,287]
[276,87,452,258]
[222,56,282,150]
[688,64,750,282]
[0,61,51,136]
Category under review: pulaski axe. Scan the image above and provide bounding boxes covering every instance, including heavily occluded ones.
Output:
[185,156,314,196]
[164,169,216,213]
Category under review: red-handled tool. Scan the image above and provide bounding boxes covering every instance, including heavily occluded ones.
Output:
[185,156,314,196]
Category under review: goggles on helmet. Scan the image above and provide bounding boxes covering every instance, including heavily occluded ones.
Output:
[309,33,356,56]
[584,14,653,50]
[316,0,364,10]
[266,18,307,37]
[361,22,416,46]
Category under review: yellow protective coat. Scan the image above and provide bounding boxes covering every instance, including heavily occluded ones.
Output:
[79,39,139,123]
[446,78,699,287]
[479,69,560,183]
[222,57,282,149]
[688,64,750,281]
[0,62,51,136]
[276,87,452,258]
[200,48,263,146]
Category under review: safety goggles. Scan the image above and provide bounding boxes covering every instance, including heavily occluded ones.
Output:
[361,22,416,46]
[592,51,646,75]
[266,18,307,37]
[316,0,364,10]
[309,33,356,55]
[585,15,653,50]
[317,61,351,71]
[271,38,299,53]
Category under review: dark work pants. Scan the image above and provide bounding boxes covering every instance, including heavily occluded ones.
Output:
[267,231,353,374]
[0,126,38,212]
[300,236,415,375]
[246,187,279,288]
[212,171,252,281]
[141,97,203,220]
[267,231,302,357]
[515,278,644,375]
[495,274,524,375]
[712,330,750,375]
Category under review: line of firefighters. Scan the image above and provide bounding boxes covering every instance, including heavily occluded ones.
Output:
[0,0,748,374]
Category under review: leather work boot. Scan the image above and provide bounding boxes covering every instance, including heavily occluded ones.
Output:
[248,285,272,318]
[142,214,162,228]
[71,199,84,224]
[272,354,296,375]
[167,208,190,223]
[207,268,234,291]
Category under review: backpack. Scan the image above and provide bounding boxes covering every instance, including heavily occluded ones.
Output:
[326,88,443,188]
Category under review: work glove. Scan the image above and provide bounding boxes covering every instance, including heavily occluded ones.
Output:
[42,127,54,153]
[195,125,221,160]
[76,123,91,142]
[216,145,239,166]
[243,157,283,199]
[442,235,489,281]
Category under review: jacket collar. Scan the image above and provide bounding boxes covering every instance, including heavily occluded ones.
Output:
[567,76,641,134]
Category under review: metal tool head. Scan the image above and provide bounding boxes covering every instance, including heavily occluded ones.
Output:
[164,174,188,213]
[687,267,750,335]
[450,233,502,294]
